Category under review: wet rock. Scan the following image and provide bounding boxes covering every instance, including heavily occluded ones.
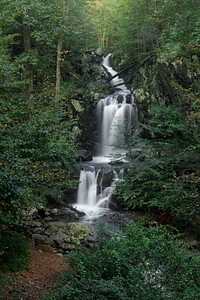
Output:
[62,206,85,218]
[27,205,145,252]
[53,236,65,246]
[45,216,53,221]
[44,221,89,250]
[108,199,124,211]
[25,205,91,252]
[117,95,124,103]
[28,221,43,227]
[126,94,132,103]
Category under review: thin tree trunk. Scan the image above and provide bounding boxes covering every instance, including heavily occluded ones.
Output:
[55,0,67,98]
[55,39,63,98]
[23,23,33,113]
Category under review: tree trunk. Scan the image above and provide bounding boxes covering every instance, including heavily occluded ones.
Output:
[55,0,68,98]
[23,23,33,113]
[55,39,63,98]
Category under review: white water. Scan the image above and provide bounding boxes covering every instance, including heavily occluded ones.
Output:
[96,54,137,157]
[77,168,98,207]
[75,167,123,221]
[75,54,138,220]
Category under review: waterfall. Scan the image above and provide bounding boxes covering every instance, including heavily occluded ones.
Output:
[77,168,97,206]
[96,94,137,157]
[77,167,111,208]
[96,54,137,157]
[75,54,138,220]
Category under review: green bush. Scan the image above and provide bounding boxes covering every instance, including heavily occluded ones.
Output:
[0,226,30,272]
[115,104,200,230]
[45,223,200,300]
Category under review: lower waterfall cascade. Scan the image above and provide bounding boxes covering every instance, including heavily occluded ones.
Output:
[74,54,138,220]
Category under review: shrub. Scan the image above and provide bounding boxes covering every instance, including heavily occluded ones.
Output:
[45,222,200,300]
[0,226,30,272]
[115,104,200,231]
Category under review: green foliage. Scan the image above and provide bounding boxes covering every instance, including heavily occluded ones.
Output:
[45,223,200,300]
[0,0,98,90]
[0,225,30,272]
[88,0,199,65]
[0,0,100,225]
[144,105,186,140]
[115,104,200,229]
[157,0,200,60]
[0,94,80,224]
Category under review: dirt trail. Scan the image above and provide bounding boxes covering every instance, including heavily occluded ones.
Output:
[0,249,71,300]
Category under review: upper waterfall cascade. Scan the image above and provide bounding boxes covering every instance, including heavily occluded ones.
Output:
[75,54,138,220]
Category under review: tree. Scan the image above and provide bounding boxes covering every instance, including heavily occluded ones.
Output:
[156,0,200,59]
[0,0,88,225]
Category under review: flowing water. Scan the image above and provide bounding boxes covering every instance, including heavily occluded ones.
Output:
[74,54,138,221]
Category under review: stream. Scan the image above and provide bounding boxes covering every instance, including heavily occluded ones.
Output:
[73,54,138,222]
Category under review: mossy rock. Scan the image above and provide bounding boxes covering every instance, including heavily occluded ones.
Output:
[46,221,89,247]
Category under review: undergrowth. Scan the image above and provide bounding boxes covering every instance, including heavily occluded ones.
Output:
[45,222,200,300]
[0,225,30,272]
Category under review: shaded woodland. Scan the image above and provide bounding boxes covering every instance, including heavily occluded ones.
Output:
[0,0,199,298]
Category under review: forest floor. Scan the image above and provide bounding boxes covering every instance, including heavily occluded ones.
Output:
[0,248,71,300]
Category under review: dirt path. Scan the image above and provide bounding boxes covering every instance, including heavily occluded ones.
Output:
[0,249,71,300]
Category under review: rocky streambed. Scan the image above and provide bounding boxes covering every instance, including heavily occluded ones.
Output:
[26,205,144,253]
